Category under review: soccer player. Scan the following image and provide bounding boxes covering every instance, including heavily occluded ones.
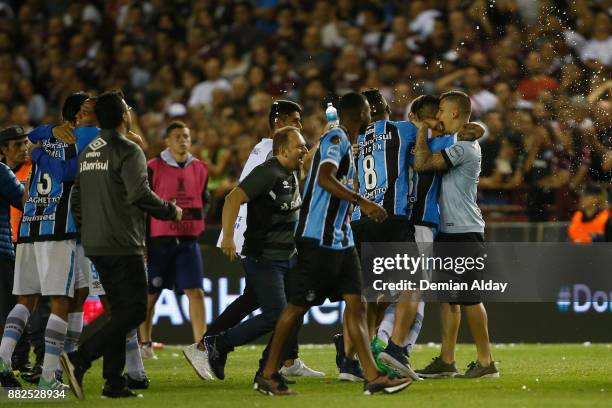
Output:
[413,90,498,379]
[61,91,181,399]
[0,93,91,391]
[185,100,322,380]
[202,126,307,381]
[255,92,411,396]
[141,121,209,356]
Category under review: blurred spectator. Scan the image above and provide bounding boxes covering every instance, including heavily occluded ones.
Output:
[0,0,608,223]
[568,184,609,243]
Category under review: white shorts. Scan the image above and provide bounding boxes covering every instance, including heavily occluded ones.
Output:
[75,244,105,296]
[13,240,87,297]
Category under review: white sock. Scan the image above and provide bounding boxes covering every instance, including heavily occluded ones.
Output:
[125,329,146,380]
[0,304,30,367]
[42,314,67,382]
[377,304,395,344]
[377,301,426,352]
[404,301,425,354]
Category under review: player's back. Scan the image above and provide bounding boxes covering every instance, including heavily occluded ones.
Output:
[19,137,77,242]
[353,119,417,221]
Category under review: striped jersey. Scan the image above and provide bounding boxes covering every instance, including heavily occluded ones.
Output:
[19,125,99,242]
[352,120,417,221]
[407,133,456,228]
[296,126,355,250]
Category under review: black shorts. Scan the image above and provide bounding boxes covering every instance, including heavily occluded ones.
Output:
[434,232,485,305]
[288,239,362,307]
[352,217,415,256]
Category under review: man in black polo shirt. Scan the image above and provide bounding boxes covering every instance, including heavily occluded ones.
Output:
[203,126,307,380]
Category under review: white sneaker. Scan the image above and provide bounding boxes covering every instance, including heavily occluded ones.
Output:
[182,344,213,380]
[140,343,158,360]
[280,358,325,377]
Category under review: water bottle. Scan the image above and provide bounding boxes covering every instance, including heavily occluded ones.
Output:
[325,103,339,127]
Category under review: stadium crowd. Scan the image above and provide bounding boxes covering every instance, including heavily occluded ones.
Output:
[0,0,611,222]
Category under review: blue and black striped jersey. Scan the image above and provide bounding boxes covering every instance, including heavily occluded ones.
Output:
[407,133,456,228]
[296,127,355,250]
[19,126,77,242]
[352,120,417,221]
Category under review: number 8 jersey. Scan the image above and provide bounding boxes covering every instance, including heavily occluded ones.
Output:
[352,120,417,221]
[19,134,78,243]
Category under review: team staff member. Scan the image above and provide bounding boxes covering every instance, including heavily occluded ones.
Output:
[0,126,33,375]
[190,100,321,379]
[62,91,182,399]
[141,121,209,350]
[0,130,24,388]
[413,90,498,379]
[203,126,307,381]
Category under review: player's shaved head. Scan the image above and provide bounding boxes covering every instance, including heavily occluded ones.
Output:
[410,94,439,120]
[338,92,368,122]
[440,90,471,120]
[362,88,389,118]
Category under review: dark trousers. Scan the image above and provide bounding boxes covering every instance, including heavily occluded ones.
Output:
[77,255,147,387]
[205,261,299,362]
[0,257,34,367]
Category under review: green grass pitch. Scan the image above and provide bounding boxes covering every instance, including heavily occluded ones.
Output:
[3,343,611,407]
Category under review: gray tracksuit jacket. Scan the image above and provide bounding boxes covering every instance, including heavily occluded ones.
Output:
[70,129,176,256]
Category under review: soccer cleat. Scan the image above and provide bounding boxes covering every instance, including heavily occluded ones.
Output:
[102,384,140,398]
[280,358,325,377]
[333,333,345,370]
[253,371,295,390]
[140,342,158,360]
[183,343,213,380]
[415,356,458,379]
[363,375,412,395]
[371,337,400,378]
[254,372,296,396]
[60,352,85,400]
[0,358,21,389]
[204,336,228,380]
[38,376,70,391]
[20,364,42,384]
[338,358,364,382]
[377,341,420,381]
[456,361,499,379]
[124,373,150,389]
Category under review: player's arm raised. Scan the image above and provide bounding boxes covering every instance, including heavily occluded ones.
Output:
[318,162,387,222]
[414,125,448,172]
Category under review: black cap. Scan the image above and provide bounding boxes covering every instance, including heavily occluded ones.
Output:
[0,126,27,144]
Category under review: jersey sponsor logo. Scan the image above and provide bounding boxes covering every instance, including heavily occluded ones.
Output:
[21,213,56,222]
[280,196,301,211]
[85,151,101,158]
[26,196,61,206]
[80,160,109,172]
[448,144,464,160]
[88,138,107,151]
[326,144,340,160]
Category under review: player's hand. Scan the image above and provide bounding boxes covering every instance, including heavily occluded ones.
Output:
[352,143,359,158]
[359,199,387,223]
[459,122,485,141]
[52,123,76,144]
[171,199,183,222]
[220,236,237,261]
